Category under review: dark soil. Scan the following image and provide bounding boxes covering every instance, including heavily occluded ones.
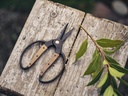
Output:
[0,9,27,74]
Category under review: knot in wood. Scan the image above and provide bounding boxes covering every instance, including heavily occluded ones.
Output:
[50,11,58,18]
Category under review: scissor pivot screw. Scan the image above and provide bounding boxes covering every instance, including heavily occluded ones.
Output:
[55,40,59,44]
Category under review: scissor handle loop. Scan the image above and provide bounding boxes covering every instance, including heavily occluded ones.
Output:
[19,40,45,70]
[39,53,66,83]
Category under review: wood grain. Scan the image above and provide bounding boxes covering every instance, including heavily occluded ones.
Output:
[0,0,128,96]
[0,0,85,96]
[40,53,59,76]
[54,14,128,96]
[28,45,48,67]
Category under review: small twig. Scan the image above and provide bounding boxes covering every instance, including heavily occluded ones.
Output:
[79,25,106,60]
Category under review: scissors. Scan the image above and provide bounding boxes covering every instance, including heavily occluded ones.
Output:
[19,24,74,83]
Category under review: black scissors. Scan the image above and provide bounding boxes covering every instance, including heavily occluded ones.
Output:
[19,24,74,83]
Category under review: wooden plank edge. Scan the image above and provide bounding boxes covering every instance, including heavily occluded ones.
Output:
[0,85,23,96]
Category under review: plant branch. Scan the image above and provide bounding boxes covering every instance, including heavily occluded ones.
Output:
[79,25,106,60]
[77,25,125,96]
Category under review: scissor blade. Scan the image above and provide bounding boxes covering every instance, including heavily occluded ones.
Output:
[62,28,74,42]
[58,24,68,39]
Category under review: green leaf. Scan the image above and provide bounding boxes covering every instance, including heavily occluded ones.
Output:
[113,92,118,96]
[87,68,103,86]
[118,78,128,87]
[103,49,115,55]
[110,63,128,74]
[103,42,123,54]
[100,76,111,95]
[96,38,123,48]
[84,53,100,75]
[75,38,88,61]
[92,49,99,58]
[105,55,119,65]
[111,76,117,89]
[91,53,102,78]
[97,72,108,88]
[104,85,114,96]
[114,88,123,96]
[109,67,125,77]
[103,59,109,65]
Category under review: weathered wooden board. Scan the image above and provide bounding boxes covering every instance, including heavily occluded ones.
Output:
[54,14,128,96]
[0,0,128,96]
[0,0,85,96]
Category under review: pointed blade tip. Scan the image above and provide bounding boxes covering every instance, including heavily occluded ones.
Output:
[61,27,74,42]
[64,23,68,29]
[70,28,74,34]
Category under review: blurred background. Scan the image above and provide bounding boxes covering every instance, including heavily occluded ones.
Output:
[0,0,128,95]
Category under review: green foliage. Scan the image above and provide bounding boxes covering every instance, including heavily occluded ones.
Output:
[92,49,98,58]
[91,56,102,78]
[109,67,125,78]
[100,76,111,95]
[91,49,102,78]
[74,25,127,96]
[75,38,88,62]
[97,72,108,88]
[114,88,123,96]
[84,52,100,75]
[87,68,103,86]
[105,55,120,65]
[103,43,123,55]
[97,38,123,55]
[110,63,128,74]
[103,59,109,65]
[111,76,117,89]
[118,78,128,87]
[104,85,114,96]
[96,39,123,48]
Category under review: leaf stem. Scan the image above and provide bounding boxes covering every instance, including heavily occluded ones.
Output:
[79,25,124,95]
[79,25,106,61]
